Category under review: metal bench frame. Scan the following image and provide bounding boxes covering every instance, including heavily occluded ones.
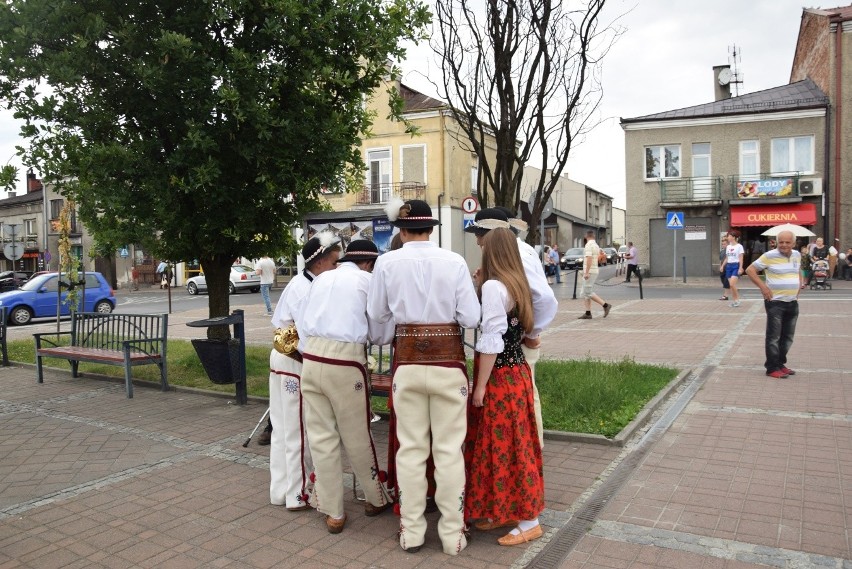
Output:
[34,312,169,398]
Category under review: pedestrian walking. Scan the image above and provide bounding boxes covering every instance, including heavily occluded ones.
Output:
[745,230,801,379]
[548,244,561,284]
[623,241,641,283]
[255,254,277,315]
[720,230,744,307]
[578,229,611,319]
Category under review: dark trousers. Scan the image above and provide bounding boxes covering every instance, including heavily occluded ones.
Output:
[625,264,641,282]
[763,300,798,372]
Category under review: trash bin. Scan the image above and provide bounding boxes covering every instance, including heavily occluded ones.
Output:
[187,310,247,404]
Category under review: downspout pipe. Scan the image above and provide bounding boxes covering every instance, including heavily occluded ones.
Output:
[831,13,847,242]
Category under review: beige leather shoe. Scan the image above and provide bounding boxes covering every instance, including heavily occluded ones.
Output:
[497,525,543,546]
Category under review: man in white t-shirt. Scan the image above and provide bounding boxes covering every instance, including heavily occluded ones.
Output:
[256,254,277,315]
[578,229,611,319]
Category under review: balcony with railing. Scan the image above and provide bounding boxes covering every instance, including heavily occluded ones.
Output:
[659,176,724,205]
[355,181,426,206]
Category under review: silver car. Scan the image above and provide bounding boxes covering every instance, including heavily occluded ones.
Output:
[186,265,261,295]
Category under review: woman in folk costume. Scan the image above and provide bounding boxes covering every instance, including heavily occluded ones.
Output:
[268,232,340,510]
[465,226,545,546]
[299,239,395,534]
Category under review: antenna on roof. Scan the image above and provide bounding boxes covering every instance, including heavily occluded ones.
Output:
[728,45,744,96]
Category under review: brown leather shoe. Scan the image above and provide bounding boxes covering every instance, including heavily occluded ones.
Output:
[497,525,543,546]
[326,514,346,534]
[286,504,312,512]
[257,427,272,446]
[475,519,517,531]
[365,501,392,517]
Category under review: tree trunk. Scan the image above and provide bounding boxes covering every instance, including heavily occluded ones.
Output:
[200,254,233,340]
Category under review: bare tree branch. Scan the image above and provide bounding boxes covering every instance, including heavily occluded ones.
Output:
[432,0,621,241]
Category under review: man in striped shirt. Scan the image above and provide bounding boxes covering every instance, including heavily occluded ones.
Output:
[745,230,801,379]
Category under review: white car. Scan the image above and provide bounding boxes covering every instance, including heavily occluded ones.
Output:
[186,265,261,295]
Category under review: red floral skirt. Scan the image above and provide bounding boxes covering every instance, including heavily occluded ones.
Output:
[464,360,544,522]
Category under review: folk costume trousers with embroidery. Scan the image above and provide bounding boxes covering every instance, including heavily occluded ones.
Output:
[520,344,544,448]
[269,350,314,508]
[301,338,389,519]
[394,363,468,555]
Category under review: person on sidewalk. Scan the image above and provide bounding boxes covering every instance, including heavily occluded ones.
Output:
[299,240,395,534]
[745,229,801,379]
[720,230,745,307]
[367,198,480,556]
[578,229,611,319]
[255,254,277,315]
[623,241,641,283]
[468,207,557,448]
[466,227,544,546]
[718,238,731,300]
[828,239,839,279]
[548,244,562,284]
[268,232,340,511]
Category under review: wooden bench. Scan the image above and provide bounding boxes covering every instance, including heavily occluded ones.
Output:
[34,312,169,398]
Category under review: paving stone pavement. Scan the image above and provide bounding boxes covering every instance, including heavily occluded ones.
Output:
[1,279,851,567]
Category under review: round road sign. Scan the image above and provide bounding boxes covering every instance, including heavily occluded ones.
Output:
[462,196,479,214]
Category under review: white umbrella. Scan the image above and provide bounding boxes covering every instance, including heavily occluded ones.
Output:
[761,223,815,238]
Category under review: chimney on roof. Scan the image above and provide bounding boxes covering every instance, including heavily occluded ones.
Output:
[713,65,732,102]
[26,170,43,193]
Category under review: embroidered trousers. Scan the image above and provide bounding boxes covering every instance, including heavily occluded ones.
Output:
[393,363,468,555]
[269,350,313,508]
[301,338,389,519]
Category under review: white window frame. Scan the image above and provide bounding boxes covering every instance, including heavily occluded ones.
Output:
[770,135,814,175]
[365,146,393,203]
[644,144,681,180]
[470,165,478,195]
[739,140,760,179]
[691,142,711,178]
[399,143,427,186]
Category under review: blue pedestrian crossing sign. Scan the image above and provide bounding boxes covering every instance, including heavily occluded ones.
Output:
[666,212,684,230]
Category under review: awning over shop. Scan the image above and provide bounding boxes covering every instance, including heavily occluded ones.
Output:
[730,202,816,227]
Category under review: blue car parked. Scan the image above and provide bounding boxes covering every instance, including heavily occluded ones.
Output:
[0,272,116,325]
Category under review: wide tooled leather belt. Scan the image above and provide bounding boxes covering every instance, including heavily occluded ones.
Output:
[394,323,464,364]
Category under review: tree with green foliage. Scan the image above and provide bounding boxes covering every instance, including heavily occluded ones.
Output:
[0,0,430,337]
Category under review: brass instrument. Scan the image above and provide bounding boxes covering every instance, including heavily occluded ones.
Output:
[273,324,300,355]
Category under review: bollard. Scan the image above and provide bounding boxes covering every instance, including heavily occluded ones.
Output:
[572,268,579,300]
[682,256,687,283]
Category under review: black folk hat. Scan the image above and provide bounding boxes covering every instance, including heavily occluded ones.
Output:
[301,232,339,265]
[464,207,511,236]
[385,198,440,229]
[338,239,380,263]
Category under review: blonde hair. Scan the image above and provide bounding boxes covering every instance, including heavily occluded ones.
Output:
[480,228,534,333]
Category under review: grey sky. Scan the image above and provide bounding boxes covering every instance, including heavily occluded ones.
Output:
[0,0,818,206]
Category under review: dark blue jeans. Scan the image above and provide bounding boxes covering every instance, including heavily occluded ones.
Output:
[764,300,798,372]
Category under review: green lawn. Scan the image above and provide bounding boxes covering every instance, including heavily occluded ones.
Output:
[9,338,677,438]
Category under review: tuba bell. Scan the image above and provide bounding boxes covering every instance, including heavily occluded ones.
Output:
[273,324,300,355]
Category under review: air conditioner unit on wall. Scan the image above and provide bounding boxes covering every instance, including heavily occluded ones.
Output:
[798,178,823,196]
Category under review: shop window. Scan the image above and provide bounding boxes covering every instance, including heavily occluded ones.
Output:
[771,136,813,175]
[645,145,680,179]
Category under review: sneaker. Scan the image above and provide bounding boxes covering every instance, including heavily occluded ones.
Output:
[603,303,611,318]
[766,370,789,379]
[371,413,381,423]
[731,301,741,307]
[577,313,592,320]
[780,367,796,376]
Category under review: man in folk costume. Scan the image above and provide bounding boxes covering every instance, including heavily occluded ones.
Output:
[470,207,557,449]
[367,198,481,555]
[299,239,395,534]
[268,232,340,510]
